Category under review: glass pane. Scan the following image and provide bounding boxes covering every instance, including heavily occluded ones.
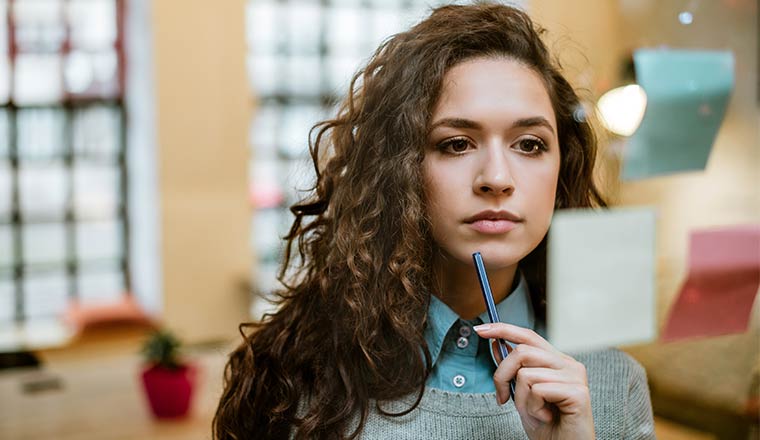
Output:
[22,222,66,265]
[0,1,8,54]
[281,158,315,206]
[72,105,120,159]
[253,261,280,298]
[76,220,122,261]
[0,224,12,268]
[279,104,322,159]
[249,104,279,158]
[247,54,280,97]
[19,163,66,219]
[286,55,321,96]
[13,0,66,52]
[17,108,66,161]
[0,161,10,222]
[0,109,8,157]
[251,208,286,262]
[246,1,281,55]
[326,55,362,94]
[0,277,14,322]
[64,51,94,94]
[14,54,64,105]
[370,8,406,50]
[73,163,119,219]
[77,263,123,304]
[329,0,363,5]
[329,0,393,6]
[65,50,119,97]
[0,57,10,105]
[249,159,283,209]
[287,2,321,55]
[325,7,364,56]
[67,0,117,50]
[24,269,68,319]
[91,50,119,92]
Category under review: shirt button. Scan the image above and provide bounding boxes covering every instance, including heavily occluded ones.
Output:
[456,336,469,349]
[452,374,466,388]
[459,325,472,337]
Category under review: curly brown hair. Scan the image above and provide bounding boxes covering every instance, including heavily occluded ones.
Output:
[213,3,606,439]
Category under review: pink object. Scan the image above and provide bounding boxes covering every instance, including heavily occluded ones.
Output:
[249,183,284,209]
[662,225,760,341]
[140,363,198,418]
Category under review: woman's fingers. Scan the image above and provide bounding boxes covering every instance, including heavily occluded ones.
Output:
[530,382,592,415]
[491,343,565,397]
[493,348,588,404]
[517,367,581,387]
[475,324,594,436]
[524,390,554,424]
[512,372,591,426]
[512,370,554,423]
[491,344,557,404]
[474,322,557,353]
[513,369,590,428]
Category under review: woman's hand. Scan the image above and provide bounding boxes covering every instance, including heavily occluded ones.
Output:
[473,323,595,440]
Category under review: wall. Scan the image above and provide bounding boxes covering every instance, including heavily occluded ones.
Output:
[151,0,252,343]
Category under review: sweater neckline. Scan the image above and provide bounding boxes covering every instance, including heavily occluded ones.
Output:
[379,387,519,416]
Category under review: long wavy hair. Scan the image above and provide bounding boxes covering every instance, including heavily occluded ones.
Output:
[214,3,607,439]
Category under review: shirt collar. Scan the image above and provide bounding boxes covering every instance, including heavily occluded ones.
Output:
[423,272,534,366]
[478,271,534,331]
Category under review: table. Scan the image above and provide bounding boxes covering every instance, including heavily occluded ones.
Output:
[0,336,227,440]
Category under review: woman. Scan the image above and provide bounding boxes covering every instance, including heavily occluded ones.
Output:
[214,3,654,439]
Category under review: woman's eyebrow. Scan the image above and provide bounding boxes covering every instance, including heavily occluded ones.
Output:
[512,116,555,136]
[428,116,555,136]
[428,117,482,132]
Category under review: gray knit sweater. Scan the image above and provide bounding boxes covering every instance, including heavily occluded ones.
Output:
[352,349,655,439]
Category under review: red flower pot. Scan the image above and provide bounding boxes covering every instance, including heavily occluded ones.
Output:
[140,363,197,418]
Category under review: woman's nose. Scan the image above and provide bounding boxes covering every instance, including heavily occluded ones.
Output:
[474,147,514,195]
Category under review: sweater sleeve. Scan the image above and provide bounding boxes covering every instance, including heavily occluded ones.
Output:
[624,357,656,440]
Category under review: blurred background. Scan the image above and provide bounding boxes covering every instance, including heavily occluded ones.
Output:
[0,0,757,439]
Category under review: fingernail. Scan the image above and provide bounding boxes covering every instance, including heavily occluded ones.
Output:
[495,389,505,405]
[473,324,491,332]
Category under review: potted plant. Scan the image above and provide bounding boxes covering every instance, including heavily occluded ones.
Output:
[139,329,197,418]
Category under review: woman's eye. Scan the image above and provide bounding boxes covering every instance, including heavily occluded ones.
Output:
[515,137,547,155]
[438,137,472,154]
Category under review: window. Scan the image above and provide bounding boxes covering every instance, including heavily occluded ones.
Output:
[0,0,128,324]
[245,0,472,314]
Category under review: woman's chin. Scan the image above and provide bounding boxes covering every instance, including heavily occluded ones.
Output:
[478,255,522,271]
[446,247,524,271]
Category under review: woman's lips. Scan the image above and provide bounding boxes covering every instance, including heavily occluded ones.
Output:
[468,219,519,234]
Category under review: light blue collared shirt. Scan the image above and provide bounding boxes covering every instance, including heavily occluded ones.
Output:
[423,272,539,393]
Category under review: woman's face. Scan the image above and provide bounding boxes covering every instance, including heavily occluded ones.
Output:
[422,56,561,270]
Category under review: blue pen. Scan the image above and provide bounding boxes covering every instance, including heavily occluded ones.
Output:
[472,251,516,401]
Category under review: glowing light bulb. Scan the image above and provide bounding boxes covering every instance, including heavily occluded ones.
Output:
[596,84,647,137]
[678,11,693,25]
